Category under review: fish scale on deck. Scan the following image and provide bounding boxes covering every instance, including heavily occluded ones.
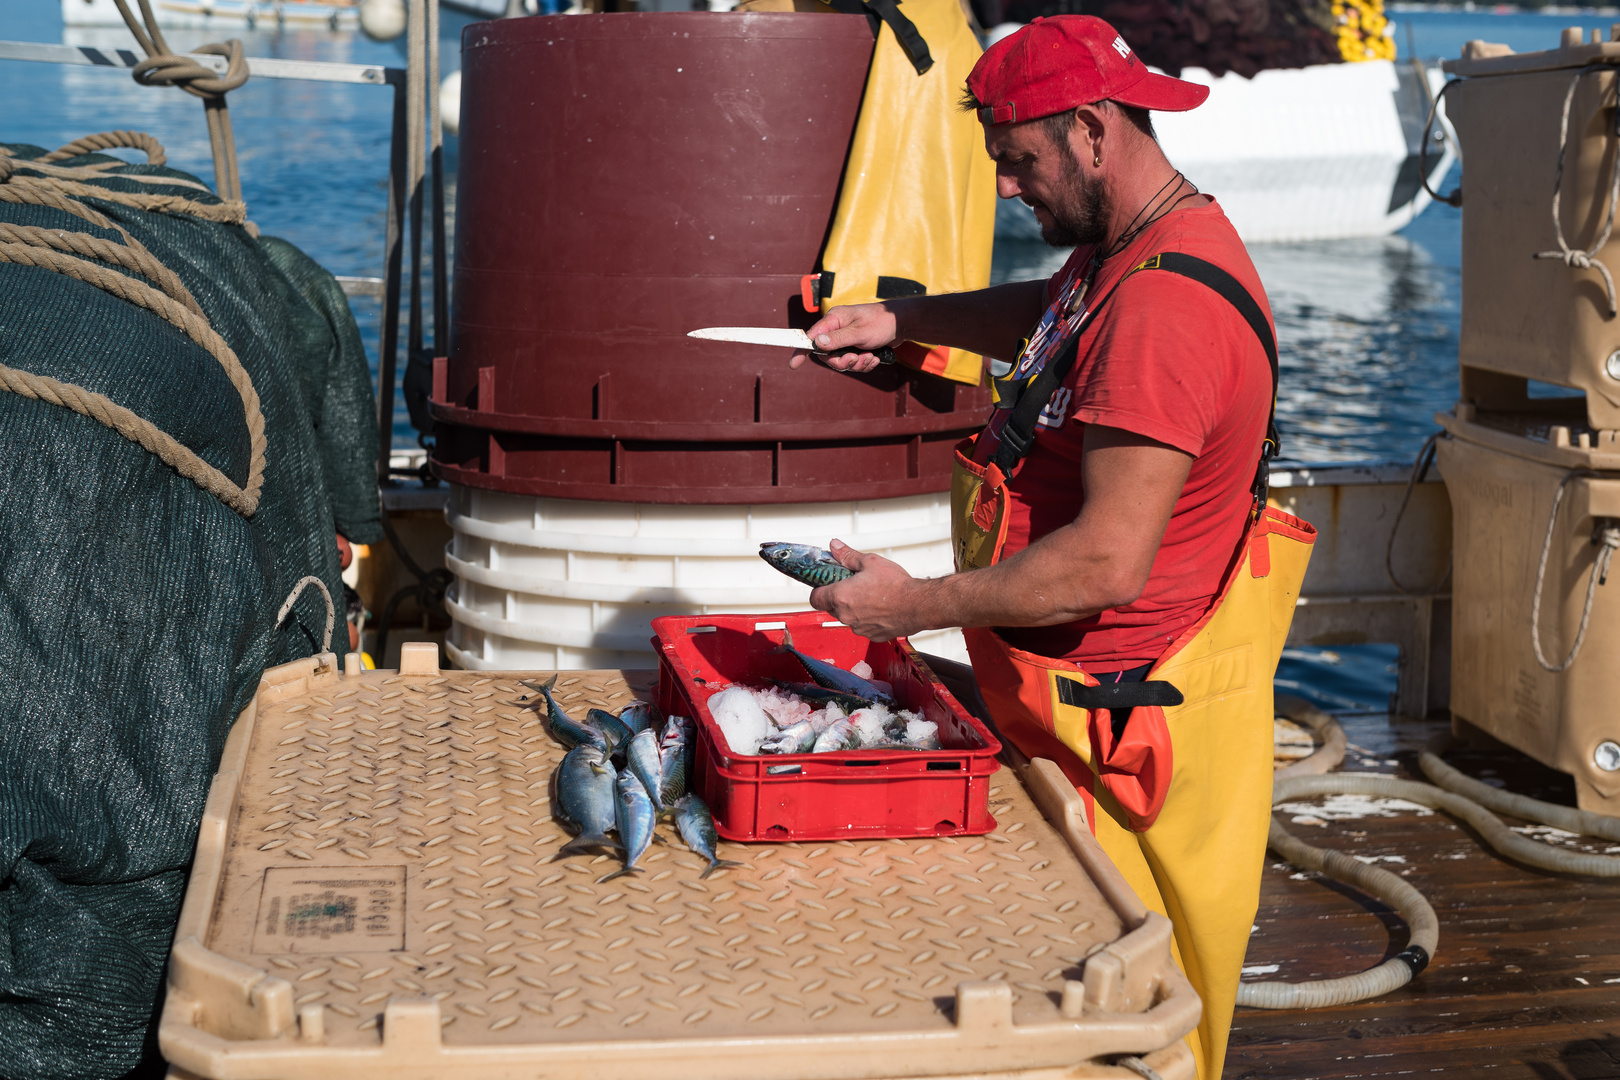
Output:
[159,650,1200,1077]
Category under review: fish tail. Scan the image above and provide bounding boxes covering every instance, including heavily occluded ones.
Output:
[557,833,622,857]
[699,859,745,880]
[538,673,558,692]
[597,865,643,883]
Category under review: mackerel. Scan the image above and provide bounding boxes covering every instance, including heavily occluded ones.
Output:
[587,707,633,750]
[623,729,665,809]
[673,794,743,880]
[758,542,854,588]
[522,675,608,751]
[759,720,817,755]
[553,745,621,856]
[812,717,862,753]
[658,716,694,809]
[600,771,656,882]
[776,632,896,706]
[618,701,660,736]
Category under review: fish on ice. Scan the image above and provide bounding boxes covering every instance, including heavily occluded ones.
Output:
[775,631,897,706]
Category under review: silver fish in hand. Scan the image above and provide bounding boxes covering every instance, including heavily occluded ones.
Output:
[759,542,854,588]
[673,794,743,879]
[553,744,621,856]
[600,770,656,882]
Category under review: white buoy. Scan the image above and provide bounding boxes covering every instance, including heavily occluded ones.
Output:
[359,0,407,42]
[440,69,462,138]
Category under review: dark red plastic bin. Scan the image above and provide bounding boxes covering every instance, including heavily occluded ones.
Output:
[651,612,1002,842]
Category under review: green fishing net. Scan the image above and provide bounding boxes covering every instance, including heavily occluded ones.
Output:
[0,142,380,1079]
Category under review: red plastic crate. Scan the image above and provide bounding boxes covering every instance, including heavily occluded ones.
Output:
[651,612,1003,842]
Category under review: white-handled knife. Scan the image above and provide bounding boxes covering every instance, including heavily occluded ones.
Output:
[687,326,896,365]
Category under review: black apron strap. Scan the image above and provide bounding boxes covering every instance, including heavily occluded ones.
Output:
[991,269,1137,475]
[1056,676,1185,710]
[819,0,933,74]
[1142,253,1280,512]
[990,250,1281,513]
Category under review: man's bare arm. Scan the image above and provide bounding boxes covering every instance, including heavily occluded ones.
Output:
[790,280,1048,372]
[808,425,1193,638]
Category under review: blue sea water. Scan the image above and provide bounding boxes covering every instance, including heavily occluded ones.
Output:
[0,2,1583,460]
[0,3,1595,705]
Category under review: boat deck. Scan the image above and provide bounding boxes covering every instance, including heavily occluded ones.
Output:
[1229,712,1620,1079]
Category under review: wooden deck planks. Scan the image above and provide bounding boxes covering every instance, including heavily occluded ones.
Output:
[1227,712,1620,1079]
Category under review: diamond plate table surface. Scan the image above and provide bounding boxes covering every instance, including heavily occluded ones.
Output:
[160,650,1200,1080]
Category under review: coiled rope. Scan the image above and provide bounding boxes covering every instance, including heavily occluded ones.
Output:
[0,137,266,516]
[1530,470,1620,672]
[1533,65,1620,318]
[1240,702,1620,1011]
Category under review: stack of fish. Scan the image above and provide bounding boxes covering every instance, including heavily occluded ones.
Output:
[524,675,741,883]
[704,633,942,756]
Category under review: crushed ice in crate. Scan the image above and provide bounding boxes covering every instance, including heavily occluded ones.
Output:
[751,685,814,727]
[709,684,939,753]
[905,718,940,750]
[707,685,772,755]
[850,660,874,680]
[808,701,845,733]
[849,707,888,747]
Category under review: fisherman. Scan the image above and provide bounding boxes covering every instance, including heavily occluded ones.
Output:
[791,16,1315,1078]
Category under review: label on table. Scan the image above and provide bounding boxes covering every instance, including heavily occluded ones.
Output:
[252,866,407,953]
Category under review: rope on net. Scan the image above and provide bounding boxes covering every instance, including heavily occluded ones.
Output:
[276,576,336,655]
[0,136,265,516]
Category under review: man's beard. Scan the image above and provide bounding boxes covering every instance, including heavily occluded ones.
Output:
[1039,149,1110,249]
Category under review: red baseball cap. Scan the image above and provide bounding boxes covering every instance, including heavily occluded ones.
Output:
[967,16,1208,125]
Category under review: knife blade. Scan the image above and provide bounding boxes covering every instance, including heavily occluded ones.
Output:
[688,326,896,365]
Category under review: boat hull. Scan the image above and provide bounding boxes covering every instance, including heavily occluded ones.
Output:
[996,59,1459,245]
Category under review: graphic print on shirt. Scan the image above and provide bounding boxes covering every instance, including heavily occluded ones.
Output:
[1038,386,1073,429]
[1007,253,1096,435]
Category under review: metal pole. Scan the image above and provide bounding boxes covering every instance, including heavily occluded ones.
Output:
[376,76,408,484]
[407,0,427,376]
[429,0,448,357]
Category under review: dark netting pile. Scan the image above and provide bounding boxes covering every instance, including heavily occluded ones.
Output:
[0,140,380,1079]
[998,0,1341,77]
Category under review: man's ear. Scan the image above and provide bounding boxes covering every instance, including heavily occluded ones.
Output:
[1071,103,1108,162]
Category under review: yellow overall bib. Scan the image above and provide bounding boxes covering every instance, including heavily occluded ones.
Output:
[951,253,1315,1078]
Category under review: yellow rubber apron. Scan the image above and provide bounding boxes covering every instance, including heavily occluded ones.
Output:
[952,253,1315,1079]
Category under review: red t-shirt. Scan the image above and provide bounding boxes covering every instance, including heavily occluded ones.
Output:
[973,198,1273,668]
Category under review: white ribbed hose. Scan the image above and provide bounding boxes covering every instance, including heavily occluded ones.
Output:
[1240,711,1620,1011]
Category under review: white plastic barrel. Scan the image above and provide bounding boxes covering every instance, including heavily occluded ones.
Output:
[442,485,969,671]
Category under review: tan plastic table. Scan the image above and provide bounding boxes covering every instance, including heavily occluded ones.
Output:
[159,646,1199,1080]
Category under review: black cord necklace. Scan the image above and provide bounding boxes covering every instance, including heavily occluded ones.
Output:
[1067,172,1200,313]
[1105,170,1199,260]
